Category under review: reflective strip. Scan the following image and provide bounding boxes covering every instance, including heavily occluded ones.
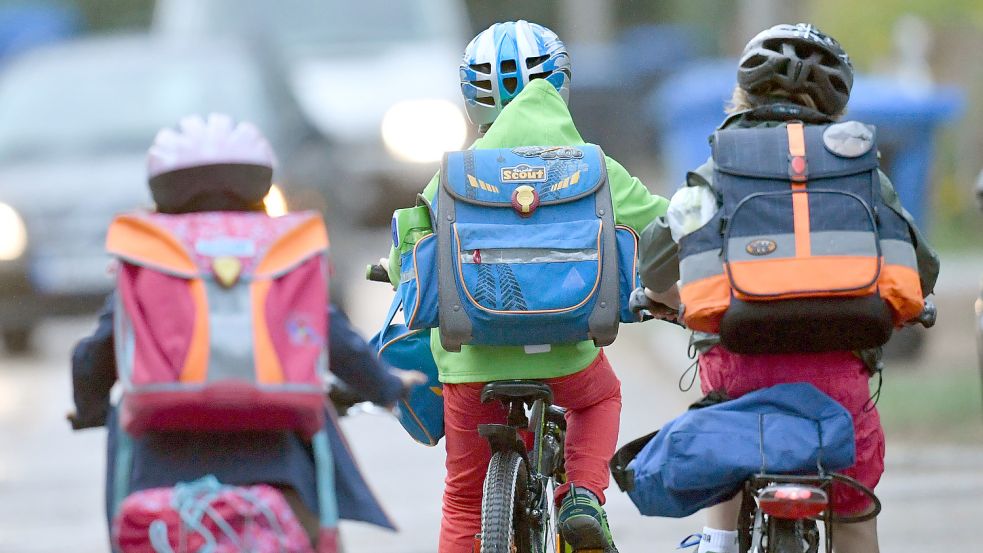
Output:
[813,231,878,256]
[680,249,724,283]
[792,187,811,256]
[180,279,210,383]
[727,231,878,262]
[787,123,811,256]
[467,174,499,193]
[460,248,598,264]
[206,279,258,383]
[787,122,806,157]
[882,238,917,268]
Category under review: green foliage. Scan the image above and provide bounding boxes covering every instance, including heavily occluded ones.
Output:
[66,0,154,31]
[877,365,983,442]
[808,0,983,70]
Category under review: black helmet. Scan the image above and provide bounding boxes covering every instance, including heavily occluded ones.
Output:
[738,23,853,116]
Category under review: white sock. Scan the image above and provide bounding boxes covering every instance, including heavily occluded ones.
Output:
[696,527,738,553]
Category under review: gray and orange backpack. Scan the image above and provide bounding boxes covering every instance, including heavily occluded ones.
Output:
[677,121,924,353]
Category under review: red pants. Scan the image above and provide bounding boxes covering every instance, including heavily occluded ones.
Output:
[699,346,885,516]
[439,351,622,552]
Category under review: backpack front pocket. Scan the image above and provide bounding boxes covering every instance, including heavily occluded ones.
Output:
[725,190,882,300]
[453,219,602,313]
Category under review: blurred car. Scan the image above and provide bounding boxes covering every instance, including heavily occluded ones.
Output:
[153,0,474,224]
[0,34,325,354]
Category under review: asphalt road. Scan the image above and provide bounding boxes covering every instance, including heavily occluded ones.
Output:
[1,236,981,553]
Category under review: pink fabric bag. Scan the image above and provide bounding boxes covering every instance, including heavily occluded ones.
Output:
[113,477,318,553]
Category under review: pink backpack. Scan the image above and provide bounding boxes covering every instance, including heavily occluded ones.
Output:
[113,477,320,553]
[106,211,330,437]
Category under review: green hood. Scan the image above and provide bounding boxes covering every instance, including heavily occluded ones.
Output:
[473,79,585,148]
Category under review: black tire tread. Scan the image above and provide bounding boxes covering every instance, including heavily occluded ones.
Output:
[481,451,526,553]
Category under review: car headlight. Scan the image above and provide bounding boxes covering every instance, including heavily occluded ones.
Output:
[263,184,288,217]
[381,99,468,163]
[0,202,27,261]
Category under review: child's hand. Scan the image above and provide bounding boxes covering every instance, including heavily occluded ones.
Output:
[644,284,681,311]
[392,369,428,394]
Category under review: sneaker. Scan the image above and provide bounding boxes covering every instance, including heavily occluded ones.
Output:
[557,486,618,552]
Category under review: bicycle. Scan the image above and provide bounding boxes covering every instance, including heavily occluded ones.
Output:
[474,380,572,553]
[366,263,576,553]
[630,288,937,553]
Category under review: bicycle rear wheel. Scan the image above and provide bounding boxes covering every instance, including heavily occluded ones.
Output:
[481,450,531,553]
[767,518,806,553]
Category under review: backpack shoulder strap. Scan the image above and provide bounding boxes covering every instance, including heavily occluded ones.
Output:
[587,151,619,347]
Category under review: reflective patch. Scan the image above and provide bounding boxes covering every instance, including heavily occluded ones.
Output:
[881,239,918,268]
[680,249,725,283]
[460,248,597,264]
[562,267,586,289]
[822,121,875,158]
[195,237,256,257]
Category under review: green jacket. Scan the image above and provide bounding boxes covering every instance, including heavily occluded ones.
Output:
[389,79,668,383]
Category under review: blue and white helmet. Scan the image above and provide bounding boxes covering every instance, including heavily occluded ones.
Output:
[459,20,571,129]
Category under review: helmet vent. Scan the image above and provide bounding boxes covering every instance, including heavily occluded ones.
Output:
[476,96,496,107]
[473,79,493,92]
[528,71,550,81]
[741,54,768,69]
[829,75,849,94]
[500,59,517,73]
[525,54,550,69]
[470,63,491,74]
[762,38,784,53]
[502,77,518,94]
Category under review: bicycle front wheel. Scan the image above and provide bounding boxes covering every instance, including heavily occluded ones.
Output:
[481,450,531,553]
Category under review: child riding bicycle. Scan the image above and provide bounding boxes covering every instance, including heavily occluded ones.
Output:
[637,23,940,553]
[70,114,424,552]
[384,20,668,553]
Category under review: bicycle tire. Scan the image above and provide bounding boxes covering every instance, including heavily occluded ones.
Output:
[481,451,531,553]
[767,518,805,553]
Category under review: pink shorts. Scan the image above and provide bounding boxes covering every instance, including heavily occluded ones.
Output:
[699,346,885,516]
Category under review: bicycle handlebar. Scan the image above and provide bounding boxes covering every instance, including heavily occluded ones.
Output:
[628,287,684,327]
[910,300,937,328]
[365,263,390,283]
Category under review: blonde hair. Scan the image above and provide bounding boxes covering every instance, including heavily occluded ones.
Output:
[725,85,845,119]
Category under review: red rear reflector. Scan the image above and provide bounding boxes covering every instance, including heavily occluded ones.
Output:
[758,484,827,519]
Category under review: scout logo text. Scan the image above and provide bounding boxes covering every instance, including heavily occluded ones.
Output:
[501,164,547,183]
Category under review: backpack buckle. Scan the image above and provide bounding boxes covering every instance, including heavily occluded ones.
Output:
[511,185,540,217]
[212,256,242,287]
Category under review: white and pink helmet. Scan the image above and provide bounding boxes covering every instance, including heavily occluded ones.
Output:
[147,113,277,213]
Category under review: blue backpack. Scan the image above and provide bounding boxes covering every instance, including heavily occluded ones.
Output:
[609,383,856,518]
[396,144,640,352]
